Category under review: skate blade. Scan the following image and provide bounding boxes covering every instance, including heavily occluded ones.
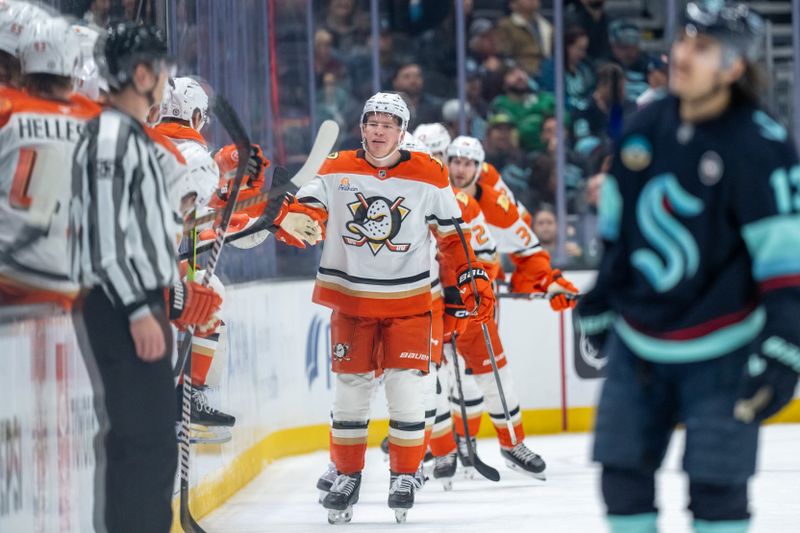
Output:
[189,427,231,445]
[327,506,353,524]
[504,460,546,481]
[460,466,476,480]
[440,478,453,491]
[394,509,408,523]
[318,489,329,504]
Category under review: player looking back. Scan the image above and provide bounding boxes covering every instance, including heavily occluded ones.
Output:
[577,2,800,532]
[272,91,493,524]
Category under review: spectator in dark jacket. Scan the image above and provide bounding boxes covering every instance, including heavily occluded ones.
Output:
[609,19,650,102]
[538,25,596,111]
[565,0,611,62]
[392,62,443,129]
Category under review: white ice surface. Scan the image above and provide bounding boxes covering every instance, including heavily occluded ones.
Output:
[201,424,800,532]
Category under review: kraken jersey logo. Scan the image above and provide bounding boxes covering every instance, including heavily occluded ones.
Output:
[342,193,411,255]
[631,173,704,293]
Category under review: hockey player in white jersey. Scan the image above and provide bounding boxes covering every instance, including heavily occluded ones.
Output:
[154,76,238,434]
[71,23,108,103]
[0,14,100,307]
[413,122,451,162]
[272,91,494,523]
[0,1,47,93]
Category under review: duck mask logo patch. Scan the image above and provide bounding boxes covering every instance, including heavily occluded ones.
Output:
[342,193,411,255]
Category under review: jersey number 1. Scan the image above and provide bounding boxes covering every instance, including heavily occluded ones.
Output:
[10,148,37,210]
[770,165,800,214]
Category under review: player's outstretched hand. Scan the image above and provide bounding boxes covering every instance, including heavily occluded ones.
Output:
[168,281,223,331]
[457,266,495,323]
[271,194,326,248]
[734,343,800,423]
[545,269,579,311]
[130,314,166,362]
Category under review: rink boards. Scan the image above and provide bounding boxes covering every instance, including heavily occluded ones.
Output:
[2,274,800,531]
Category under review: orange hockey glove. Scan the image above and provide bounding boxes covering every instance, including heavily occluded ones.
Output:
[442,286,469,343]
[545,269,579,311]
[271,194,327,248]
[214,142,269,189]
[456,266,495,323]
[167,280,222,330]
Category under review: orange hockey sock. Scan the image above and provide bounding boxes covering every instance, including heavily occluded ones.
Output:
[330,421,369,474]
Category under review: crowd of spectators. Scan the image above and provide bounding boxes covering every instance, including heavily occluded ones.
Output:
[311,0,667,268]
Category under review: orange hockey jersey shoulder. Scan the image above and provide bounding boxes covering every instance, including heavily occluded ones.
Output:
[319,149,449,189]
[475,185,520,229]
[154,121,207,146]
[479,161,502,188]
[453,187,482,223]
[145,125,187,165]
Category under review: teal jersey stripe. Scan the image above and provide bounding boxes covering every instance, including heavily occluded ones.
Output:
[693,518,750,533]
[614,307,766,363]
[608,513,658,533]
[742,214,800,281]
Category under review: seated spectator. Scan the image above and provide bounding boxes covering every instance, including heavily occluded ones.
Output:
[490,66,558,152]
[538,25,595,111]
[532,204,583,260]
[467,18,507,103]
[608,20,650,102]
[314,29,349,90]
[83,0,110,26]
[319,0,370,53]
[495,0,553,76]
[572,62,635,146]
[441,99,486,141]
[466,66,490,119]
[565,0,611,62]
[484,113,530,195]
[393,62,443,129]
[536,114,587,190]
[576,172,606,266]
[636,52,669,109]
[317,71,358,133]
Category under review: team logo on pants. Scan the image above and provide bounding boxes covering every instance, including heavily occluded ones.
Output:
[333,343,351,361]
[342,193,411,255]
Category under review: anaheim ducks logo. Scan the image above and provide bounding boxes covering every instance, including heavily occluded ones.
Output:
[342,193,411,255]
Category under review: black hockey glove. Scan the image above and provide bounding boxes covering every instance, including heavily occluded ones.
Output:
[734,336,800,424]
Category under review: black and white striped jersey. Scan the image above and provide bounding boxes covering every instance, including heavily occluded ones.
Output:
[70,107,183,319]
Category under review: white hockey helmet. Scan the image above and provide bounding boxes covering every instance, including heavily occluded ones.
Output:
[160,76,210,131]
[19,16,80,77]
[447,136,485,185]
[399,131,431,154]
[413,123,451,155]
[71,24,108,99]
[361,91,410,133]
[0,0,47,57]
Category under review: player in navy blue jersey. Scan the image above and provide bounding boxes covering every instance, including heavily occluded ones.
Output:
[577,2,800,532]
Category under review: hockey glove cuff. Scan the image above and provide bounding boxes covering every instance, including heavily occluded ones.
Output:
[271,195,326,248]
[734,336,800,424]
[443,286,469,342]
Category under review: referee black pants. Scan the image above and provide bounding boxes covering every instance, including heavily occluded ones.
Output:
[75,287,177,533]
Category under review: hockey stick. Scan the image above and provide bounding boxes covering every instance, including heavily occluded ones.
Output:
[177,94,250,533]
[451,219,518,446]
[448,336,501,482]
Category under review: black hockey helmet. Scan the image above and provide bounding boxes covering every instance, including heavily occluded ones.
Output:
[97,22,172,91]
[681,1,765,62]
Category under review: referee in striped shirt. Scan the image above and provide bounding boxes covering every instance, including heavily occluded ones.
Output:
[70,23,220,533]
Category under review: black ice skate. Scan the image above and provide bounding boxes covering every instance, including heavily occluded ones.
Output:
[323,472,361,524]
[414,462,428,489]
[501,442,547,481]
[388,472,423,523]
[455,434,477,478]
[316,462,337,503]
[432,451,457,491]
[177,385,235,444]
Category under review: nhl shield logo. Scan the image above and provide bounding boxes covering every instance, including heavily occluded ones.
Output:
[342,193,411,255]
